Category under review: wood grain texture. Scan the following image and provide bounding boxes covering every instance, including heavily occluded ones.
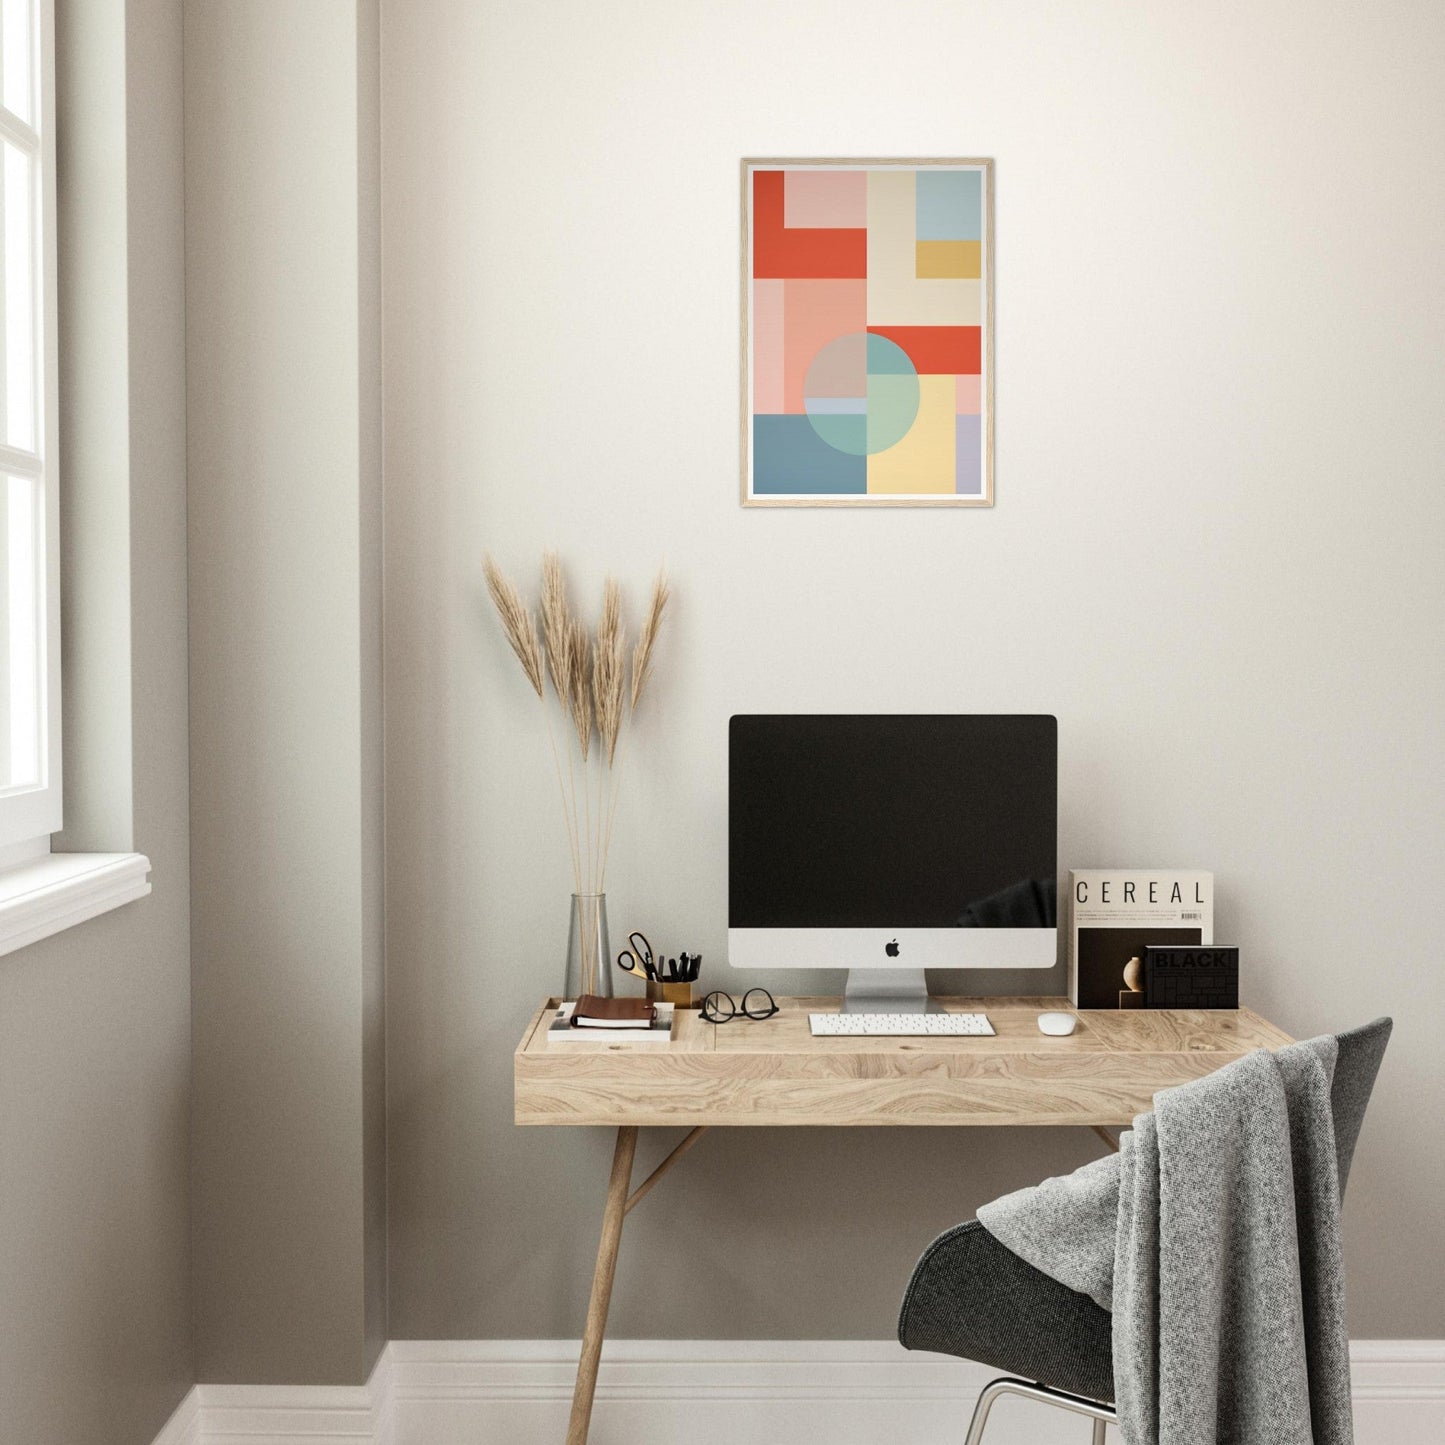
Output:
[566,1126,637,1445]
[515,997,1294,1128]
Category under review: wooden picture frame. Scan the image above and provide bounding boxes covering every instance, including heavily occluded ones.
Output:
[741,157,995,508]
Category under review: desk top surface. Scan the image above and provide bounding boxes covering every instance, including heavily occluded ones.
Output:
[514,996,1293,1128]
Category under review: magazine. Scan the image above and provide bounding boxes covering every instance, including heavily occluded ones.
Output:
[1068,870,1213,1009]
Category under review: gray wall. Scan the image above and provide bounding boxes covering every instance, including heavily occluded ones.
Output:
[0,1,193,1442]
[186,0,385,1386]
[382,0,1445,1342]
[357,0,388,1378]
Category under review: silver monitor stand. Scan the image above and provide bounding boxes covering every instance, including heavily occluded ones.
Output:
[841,967,941,1014]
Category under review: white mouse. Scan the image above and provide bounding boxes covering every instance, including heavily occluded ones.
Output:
[1037,1011,1078,1037]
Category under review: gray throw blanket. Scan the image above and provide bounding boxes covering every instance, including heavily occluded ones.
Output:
[977,1038,1353,1445]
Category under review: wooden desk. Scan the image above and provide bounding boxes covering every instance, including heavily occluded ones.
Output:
[514,996,1292,1444]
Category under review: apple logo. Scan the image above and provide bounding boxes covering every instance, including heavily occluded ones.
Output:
[885,939,900,957]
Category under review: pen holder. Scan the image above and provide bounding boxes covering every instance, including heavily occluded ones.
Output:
[647,979,693,1008]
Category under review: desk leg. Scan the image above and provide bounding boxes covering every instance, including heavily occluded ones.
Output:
[566,1125,638,1445]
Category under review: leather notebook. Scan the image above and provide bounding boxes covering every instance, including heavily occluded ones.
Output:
[571,995,657,1029]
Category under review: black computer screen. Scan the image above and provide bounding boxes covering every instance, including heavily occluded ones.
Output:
[728,715,1057,928]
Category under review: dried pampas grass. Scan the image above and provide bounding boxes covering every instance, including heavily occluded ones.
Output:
[630,569,670,710]
[567,617,593,761]
[593,579,625,766]
[482,556,544,699]
[483,552,671,898]
[540,551,572,703]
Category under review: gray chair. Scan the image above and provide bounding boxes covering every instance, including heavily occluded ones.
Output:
[898,1019,1392,1444]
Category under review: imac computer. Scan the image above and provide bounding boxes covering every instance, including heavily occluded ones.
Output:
[728,714,1057,1013]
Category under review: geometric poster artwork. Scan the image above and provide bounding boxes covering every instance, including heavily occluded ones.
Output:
[741,158,994,506]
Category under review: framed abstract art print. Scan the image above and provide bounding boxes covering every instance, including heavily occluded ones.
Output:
[741,158,994,507]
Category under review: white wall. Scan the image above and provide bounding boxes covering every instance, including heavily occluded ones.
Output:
[382,0,1445,1341]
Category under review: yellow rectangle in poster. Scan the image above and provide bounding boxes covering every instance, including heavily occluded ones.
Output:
[915,240,981,279]
[866,375,955,494]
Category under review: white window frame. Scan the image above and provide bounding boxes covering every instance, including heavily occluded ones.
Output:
[0,0,150,954]
[0,0,59,856]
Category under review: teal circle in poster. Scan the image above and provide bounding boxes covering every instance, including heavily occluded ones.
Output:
[803,332,919,456]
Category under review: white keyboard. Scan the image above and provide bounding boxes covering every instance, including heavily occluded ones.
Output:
[808,1011,995,1037]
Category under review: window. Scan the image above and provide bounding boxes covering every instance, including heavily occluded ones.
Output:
[0,0,148,950]
[0,0,57,858]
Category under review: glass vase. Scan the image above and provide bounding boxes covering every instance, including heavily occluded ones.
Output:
[564,892,612,1001]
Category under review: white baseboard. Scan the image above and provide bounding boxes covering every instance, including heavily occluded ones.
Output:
[150,1385,200,1445]
[151,1339,1445,1445]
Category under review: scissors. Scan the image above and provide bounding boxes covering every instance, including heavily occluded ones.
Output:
[616,931,657,982]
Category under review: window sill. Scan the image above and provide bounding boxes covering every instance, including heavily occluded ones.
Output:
[0,852,152,959]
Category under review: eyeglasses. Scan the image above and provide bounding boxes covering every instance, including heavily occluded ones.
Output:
[700,988,779,1023]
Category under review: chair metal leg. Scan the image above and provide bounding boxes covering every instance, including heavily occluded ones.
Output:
[963,1376,1116,1445]
[962,1378,1011,1445]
